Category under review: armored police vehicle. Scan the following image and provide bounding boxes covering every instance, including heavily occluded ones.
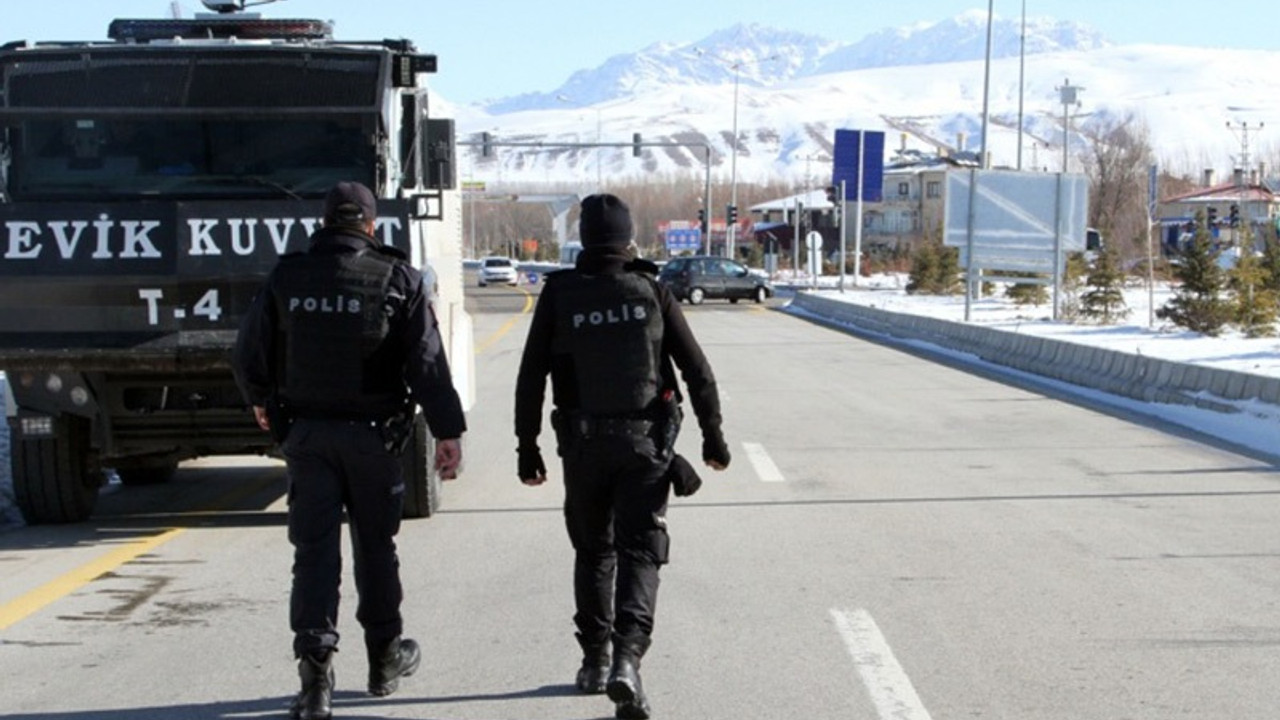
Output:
[0,1,473,523]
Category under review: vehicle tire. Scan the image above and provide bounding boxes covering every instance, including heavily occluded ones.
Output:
[115,461,179,486]
[754,286,768,303]
[478,280,486,287]
[729,297,739,304]
[11,415,99,524]
[688,287,706,305]
[399,413,441,519]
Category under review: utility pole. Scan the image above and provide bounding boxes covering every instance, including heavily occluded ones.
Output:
[1226,119,1265,251]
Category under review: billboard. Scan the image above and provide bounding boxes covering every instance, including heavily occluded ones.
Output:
[944,169,1089,273]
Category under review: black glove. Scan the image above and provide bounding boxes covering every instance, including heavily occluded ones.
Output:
[666,454,703,497]
[518,445,547,481]
[703,434,731,467]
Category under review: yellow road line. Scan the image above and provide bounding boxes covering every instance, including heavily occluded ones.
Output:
[0,464,282,630]
[0,527,184,630]
[475,287,534,355]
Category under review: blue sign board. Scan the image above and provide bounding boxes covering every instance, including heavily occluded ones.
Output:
[665,227,702,253]
[832,129,885,203]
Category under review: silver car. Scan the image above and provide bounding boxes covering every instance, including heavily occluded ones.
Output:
[478,256,519,287]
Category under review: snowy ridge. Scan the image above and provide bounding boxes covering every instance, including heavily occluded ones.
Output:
[446,13,1278,187]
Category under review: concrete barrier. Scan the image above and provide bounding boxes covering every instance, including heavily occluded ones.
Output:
[791,292,1280,414]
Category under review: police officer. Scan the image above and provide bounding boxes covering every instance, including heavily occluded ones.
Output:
[514,193,730,720]
[233,181,465,720]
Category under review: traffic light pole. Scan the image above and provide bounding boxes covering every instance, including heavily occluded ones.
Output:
[460,137,713,252]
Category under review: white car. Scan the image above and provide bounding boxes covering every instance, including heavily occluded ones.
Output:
[478,256,518,287]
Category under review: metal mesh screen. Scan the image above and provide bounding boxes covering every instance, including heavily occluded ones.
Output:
[4,48,382,110]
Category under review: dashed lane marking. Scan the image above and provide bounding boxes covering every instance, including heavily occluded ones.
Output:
[743,442,785,483]
[830,608,934,720]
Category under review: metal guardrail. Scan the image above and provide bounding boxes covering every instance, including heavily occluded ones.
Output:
[792,292,1280,414]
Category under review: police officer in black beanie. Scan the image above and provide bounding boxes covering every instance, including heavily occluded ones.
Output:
[233,181,465,720]
[515,193,730,719]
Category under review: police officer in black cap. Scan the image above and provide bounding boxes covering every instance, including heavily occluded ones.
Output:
[515,193,730,720]
[233,181,465,720]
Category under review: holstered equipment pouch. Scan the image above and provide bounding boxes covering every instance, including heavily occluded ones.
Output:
[265,396,293,445]
[380,406,415,455]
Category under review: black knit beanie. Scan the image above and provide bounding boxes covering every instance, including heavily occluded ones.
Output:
[579,193,634,247]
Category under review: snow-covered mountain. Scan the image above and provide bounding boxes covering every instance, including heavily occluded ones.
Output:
[443,12,1279,188]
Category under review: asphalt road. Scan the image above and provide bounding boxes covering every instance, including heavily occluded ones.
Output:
[1,279,1278,719]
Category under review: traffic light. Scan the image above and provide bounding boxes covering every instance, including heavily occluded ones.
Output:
[632,133,642,158]
[1206,205,1218,226]
[726,204,737,224]
[1230,204,1240,227]
[480,131,493,158]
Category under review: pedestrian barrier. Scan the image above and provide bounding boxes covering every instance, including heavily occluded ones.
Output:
[791,292,1280,415]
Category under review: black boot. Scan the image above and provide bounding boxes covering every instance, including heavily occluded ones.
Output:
[290,651,334,720]
[606,636,652,720]
[574,632,610,694]
[367,637,421,697]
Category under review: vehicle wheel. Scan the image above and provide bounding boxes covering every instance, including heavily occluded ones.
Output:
[400,413,441,519]
[11,414,100,524]
[688,287,706,305]
[115,460,179,486]
[478,281,486,287]
[754,286,768,303]
[729,297,740,304]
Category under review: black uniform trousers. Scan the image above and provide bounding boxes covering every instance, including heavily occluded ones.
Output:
[282,417,405,659]
[562,431,671,652]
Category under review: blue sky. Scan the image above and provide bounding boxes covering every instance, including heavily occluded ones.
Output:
[5,1,1276,104]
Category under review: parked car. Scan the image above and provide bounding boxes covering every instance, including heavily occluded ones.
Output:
[657,256,774,305]
[478,256,519,286]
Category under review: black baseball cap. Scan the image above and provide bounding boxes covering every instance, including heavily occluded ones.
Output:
[323,181,377,224]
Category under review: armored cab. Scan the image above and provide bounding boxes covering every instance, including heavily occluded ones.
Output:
[0,4,472,523]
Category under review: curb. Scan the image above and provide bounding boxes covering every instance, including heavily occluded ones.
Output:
[791,292,1280,415]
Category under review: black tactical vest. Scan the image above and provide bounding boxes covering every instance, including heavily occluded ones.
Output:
[272,247,401,418]
[551,270,664,416]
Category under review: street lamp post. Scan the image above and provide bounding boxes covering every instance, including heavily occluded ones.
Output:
[729,62,742,259]
[694,48,778,258]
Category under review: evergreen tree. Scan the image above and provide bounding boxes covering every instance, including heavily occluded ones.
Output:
[1228,226,1279,337]
[1156,211,1231,336]
[1005,279,1049,306]
[1079,242,1129,324]
[907,241,961,295]
[1260,231,1280,294]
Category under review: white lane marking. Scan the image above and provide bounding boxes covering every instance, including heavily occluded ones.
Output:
[743,442,785,483]
[830,608,934,720]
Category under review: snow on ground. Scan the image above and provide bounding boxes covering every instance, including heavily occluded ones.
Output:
[799,273,1280,378]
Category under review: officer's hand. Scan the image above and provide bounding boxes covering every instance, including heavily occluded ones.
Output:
[703,434,731,471]
[518,445,547,486]
[435,438,462,480]
[252,405,270,432]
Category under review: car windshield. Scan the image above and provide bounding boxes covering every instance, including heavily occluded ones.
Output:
[485,258,513,268]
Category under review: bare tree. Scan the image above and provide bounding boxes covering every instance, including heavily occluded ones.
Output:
[1079,114,1156,265]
